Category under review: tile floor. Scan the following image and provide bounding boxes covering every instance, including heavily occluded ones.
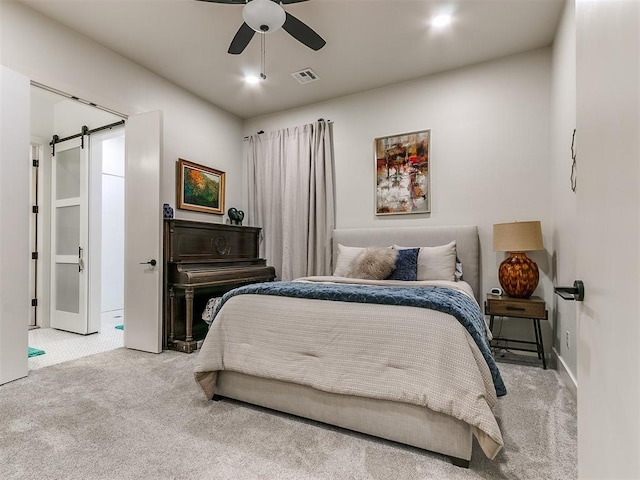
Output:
[27,310,124,370]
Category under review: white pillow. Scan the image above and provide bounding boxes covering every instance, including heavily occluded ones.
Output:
[394,241,457,281]
[333,244,366,277]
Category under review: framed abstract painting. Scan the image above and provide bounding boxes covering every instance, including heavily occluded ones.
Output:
[374,129,431,215]
[177,158,225,215]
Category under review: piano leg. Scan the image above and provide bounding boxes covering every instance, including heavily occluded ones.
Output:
[167,286,198,354]
[184,287,198,353]
[168,287,175,344]
[185,287,195,347]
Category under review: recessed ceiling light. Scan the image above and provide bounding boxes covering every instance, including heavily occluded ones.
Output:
[431,14,452,28]
[245,75,261,85]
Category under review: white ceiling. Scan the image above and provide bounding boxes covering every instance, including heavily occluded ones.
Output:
[20,0,565,120]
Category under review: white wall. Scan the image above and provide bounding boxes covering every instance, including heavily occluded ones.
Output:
[1,1,244,223]
[243,49,555,350]
[54,98,121,138]
[550,0,577,393]
[30,87,55,141]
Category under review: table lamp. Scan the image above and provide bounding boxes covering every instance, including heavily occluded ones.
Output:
[493,221,544,298]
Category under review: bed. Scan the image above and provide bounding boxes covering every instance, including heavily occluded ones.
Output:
[194,225,504,467]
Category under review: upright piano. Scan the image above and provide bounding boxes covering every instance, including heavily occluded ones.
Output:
[163,219,276,353]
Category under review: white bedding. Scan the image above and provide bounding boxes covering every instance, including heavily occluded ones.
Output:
[194,277,503,459]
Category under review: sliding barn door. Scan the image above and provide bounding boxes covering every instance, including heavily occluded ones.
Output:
[50,136,92,334]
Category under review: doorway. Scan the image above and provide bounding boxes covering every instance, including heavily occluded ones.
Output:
[1,68,162,385]
[28,85,126,368]
[94,128,126,329]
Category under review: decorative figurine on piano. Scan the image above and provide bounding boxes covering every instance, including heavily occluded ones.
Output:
[227,208,244,226]
[163,203,174,219]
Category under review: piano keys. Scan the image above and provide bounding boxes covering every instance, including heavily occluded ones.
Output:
[163,219,276,353]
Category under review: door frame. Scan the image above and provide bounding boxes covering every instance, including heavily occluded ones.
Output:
[1,71,163,384]
[28,82,162,354]
[28,141,48,329]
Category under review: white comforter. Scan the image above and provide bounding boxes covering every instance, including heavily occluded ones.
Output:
[194,277,503,459]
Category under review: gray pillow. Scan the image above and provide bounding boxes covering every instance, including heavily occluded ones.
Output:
[346,247,397,280]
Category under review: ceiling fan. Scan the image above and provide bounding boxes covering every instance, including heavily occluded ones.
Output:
[197,0,326,55]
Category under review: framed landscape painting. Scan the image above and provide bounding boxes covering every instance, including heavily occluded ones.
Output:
[177,158,225,215]
[374,129,430,215]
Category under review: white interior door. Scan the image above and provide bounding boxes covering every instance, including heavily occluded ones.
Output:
[576,1,640,478]
[0,66,30,385]
[124,110,162,353]
[50,136,92,334]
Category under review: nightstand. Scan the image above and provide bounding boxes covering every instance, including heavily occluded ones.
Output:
[484,294,548,369]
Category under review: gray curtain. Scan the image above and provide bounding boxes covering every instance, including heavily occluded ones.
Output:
[247,120,335,281]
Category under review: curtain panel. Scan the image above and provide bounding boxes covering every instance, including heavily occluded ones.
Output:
[247,120,335,281]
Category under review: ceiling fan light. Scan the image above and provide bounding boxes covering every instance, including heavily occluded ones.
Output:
[243,0,286,34]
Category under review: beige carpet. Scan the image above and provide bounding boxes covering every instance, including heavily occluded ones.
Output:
[0,348,576,480]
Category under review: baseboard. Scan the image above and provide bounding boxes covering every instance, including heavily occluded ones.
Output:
[552,347,577,401]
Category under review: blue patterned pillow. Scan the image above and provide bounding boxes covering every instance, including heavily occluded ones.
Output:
[387,248,419,281]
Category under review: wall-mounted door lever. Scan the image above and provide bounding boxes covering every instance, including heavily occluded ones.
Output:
[554,280,584,301]
[140,259,157,267]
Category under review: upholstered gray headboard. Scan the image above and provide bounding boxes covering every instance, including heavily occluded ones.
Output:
[333,225,480,301]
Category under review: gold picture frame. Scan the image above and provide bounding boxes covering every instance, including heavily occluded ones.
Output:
[177,158,226,215]
[374,129,430,215]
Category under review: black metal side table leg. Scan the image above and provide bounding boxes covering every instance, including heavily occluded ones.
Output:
[488,314,496,353]
[535,318,547,369]
[532,318,541,360]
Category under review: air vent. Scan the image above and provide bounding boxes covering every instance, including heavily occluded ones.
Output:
[291,68,319,84]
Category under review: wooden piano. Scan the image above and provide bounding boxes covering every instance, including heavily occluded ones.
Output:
[163,219,276,353]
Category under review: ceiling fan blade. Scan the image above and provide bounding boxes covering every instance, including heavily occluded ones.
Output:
[282,12,326,51]
[280,0,310,4]
[195,0,246,4]
[228,22,256,54]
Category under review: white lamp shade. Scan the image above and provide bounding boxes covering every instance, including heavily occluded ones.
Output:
[243,0,286,34]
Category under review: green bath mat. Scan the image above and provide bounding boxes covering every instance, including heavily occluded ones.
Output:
[115,324,124,330]
[28,347,45,358]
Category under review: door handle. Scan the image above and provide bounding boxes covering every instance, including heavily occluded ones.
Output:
[78,247,84,273]
[554,280,585,301]
[140,259,157,267]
